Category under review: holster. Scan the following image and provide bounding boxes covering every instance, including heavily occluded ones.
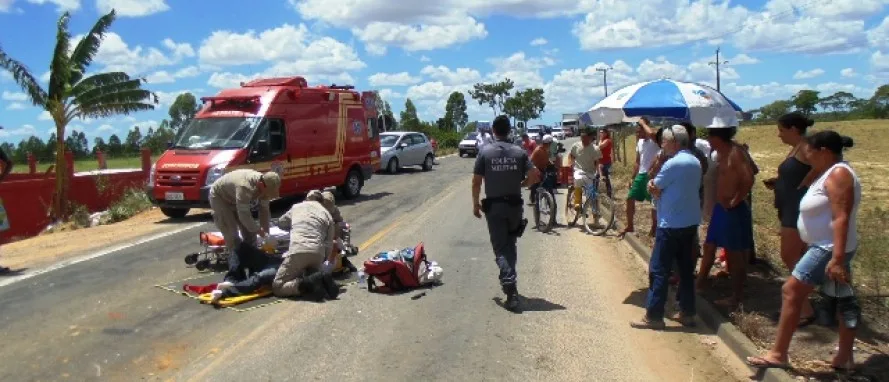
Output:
[481,195,523,214]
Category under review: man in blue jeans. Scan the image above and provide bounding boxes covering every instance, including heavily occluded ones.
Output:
[630,125,702,330]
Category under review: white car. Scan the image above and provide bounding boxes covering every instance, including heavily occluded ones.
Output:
[551,127,566,140]
[379,132,435,174]
[458,132,479,157]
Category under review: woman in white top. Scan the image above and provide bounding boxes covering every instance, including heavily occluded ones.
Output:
[748,130,861,372]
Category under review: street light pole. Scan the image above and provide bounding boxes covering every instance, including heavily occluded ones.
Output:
[708,47,729,92]
[596,66,612,96]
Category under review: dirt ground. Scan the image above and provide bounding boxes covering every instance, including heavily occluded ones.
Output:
[0,208,211,272]
[608,120,889,382]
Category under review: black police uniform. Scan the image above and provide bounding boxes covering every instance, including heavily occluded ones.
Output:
[474,137,531,299]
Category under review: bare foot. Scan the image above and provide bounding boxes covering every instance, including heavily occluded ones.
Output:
[617,228,634,239]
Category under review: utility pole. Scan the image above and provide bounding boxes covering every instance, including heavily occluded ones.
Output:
[709,47,729,92]
[596,66,612,96]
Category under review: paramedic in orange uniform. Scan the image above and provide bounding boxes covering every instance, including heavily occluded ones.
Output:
[208,169,280,281]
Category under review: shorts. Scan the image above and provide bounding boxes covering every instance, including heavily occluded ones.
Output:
[792,245,856,287]
[627,173,651,201]
[705,201,753,252]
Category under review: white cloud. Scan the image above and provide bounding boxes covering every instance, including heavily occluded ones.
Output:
[154,90,203,108]
[26,0,79,12]
[6,103,25,110]
[0,0,13,12]
[420,65,482,86]
[96,0,169,17]
[530,37,547,46]
[764,0,889,22]
[161,38,195,60]
[793,68,825,79]
[840,68,858,77]
[419,55,431,62]
[1,91,27,102]
[0,124,39,138]
[97,124,116,132]
[147,66,200,84]
[868,16,889,49]
[130,120,159,130]
[573,0,749,50]
[734,13,868,54]
[199,24,365,86]
[368,72,421,86]
[729,54,760,65]
[358,18,487,54]
[0,71,11,81]
[71,32,175,75]
[38,111,52,121]
[873,51,889,73]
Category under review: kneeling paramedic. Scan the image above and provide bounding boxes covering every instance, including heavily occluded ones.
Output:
[472,115,540,312]
[208,169,281,282]
[272,190,340,301]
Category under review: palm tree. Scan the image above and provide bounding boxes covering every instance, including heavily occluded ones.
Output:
[0,9,157,218]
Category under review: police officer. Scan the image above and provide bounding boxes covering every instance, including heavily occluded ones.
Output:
[209,169,281,281]
[472,115,540,312]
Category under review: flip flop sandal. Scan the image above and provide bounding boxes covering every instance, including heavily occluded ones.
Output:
[745,356,790,370]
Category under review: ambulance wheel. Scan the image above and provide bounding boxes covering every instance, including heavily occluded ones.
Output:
[339,168,363,200]
[184,253,199,265]
[161,207,189,219]
[195,259,211,271]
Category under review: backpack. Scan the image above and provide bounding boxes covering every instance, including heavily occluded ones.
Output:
[363,243,429,293]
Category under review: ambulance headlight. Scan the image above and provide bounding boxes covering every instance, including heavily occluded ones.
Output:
[204,164,226,186]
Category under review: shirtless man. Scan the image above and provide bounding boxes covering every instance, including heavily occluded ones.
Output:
[696,126,755,308]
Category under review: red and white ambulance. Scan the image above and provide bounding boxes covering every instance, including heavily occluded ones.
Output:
[146,76,382,218]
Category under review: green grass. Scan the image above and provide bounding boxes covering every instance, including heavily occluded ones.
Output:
[13,155,156,174]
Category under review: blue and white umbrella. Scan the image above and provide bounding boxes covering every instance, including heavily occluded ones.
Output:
[582,79,743,127]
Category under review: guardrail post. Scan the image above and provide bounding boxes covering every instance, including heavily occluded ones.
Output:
[141,148,151,175]
[27,152,37,174]
[96,150,108,170]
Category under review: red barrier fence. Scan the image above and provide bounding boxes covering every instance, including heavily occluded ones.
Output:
[0,149,152,244]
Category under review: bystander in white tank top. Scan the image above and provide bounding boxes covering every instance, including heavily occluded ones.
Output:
[797,162,861,252]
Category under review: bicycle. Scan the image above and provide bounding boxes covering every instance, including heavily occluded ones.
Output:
[564,173,615,236]
[531,167,558,233]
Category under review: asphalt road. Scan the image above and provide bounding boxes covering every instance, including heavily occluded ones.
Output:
[0,144,750,381]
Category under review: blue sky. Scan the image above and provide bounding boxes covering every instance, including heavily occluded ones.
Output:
[1,0,887,145]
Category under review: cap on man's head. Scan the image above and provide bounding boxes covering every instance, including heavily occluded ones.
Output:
[261,172,281,199]
[320,190,335,207]
[542,134,554,144]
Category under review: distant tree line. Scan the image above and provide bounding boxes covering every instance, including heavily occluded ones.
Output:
[0,92,200,163]
[750,84,889,123]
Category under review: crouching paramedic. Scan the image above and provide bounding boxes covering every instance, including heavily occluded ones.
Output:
[272,190,340,301]
[208,169,281,282]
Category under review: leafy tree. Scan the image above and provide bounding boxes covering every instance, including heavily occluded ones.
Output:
[757,100,793,122]
[92,137,107,155]
[168,92,199,133]
[124,126,143,154]
[791,90,820,116]
[399,98,420,131]
[443,91,468,130]
[107,134,123,156]
[468,78,514,116]
[371,91,397,131]
[0,10,157,218]
[503,88,546,127]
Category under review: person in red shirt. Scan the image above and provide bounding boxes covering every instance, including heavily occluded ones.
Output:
[597,128,613,197]
[521,133,537,156]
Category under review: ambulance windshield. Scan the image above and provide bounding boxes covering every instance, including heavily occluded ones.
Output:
[173,117,262,149]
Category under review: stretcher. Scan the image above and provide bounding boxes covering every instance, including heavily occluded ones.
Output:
[197,287,274,307]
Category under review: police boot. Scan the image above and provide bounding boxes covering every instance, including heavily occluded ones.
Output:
[297,272,327,302]
[503,284,521,313]
[320,272,341,300]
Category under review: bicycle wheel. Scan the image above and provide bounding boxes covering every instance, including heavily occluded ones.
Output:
[582,191,615,236]
[536,190,556,233]
[564,185,579,227]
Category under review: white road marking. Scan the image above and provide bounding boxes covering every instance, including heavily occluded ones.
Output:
[0,222,206,288]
